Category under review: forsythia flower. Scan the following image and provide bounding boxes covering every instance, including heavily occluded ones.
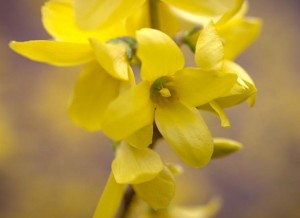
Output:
[141,197,221,218]
[157,0,260,108]
[101,28,237,167]
[72,0,232,28]
[193,22,257,126]
[9,0,135,130]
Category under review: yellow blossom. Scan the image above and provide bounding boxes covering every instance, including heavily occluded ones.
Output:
[194,23,258,126]
[141,197,221,218]
[9,0,135,131]
[101,28,237,167]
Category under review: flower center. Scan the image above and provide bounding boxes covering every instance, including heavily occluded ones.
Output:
[150,76,177,106]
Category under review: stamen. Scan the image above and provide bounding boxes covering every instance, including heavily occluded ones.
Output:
[159,88,172,98]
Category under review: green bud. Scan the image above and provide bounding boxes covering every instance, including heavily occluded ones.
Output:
[212,138,242,158]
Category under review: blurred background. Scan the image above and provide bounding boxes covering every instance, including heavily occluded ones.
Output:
[0,0,300,217]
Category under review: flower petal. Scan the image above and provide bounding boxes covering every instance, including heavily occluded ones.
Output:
[137,28,185,81]
[90,39,129,81]
[9,40,93,66]
[101,81,154,140]
[209,101,231,127]
[68,62,120,131]
[161,0,235,16]
[155,102,213,168]
[169,197,221,218]
[133,167,175,210]
[174,67,237,107]
[93,172,126,218]
[216,61,257,107]
[112,142,163,184]
[126,124,153,149]
[42,0,127,42]
[74,0,145,30]
[195,23,224,70]
[217,17,262,60]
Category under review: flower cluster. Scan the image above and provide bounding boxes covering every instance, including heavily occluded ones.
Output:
[10,0,261,217]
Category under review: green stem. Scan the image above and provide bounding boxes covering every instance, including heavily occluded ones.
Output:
[149,0,160,29]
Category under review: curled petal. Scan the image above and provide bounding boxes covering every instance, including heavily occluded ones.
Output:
[112,142,163,184]
[133,167,175,210]
[209,101,231,127]
[216,61,257,107]
[90,39,129,81]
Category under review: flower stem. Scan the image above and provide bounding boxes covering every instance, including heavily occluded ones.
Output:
[116,186,135,218]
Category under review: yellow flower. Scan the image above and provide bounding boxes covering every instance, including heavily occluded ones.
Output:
[192,22,258,128]
[73,0,146,29]
[101,28,237,167]
[9,0,135,131]
[141,197,221,218]
[160,0,261,60]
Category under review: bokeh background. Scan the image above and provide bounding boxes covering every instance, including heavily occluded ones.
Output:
[1,0,300,218]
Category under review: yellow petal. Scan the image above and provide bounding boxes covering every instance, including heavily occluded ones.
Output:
[10,40,93,66]
[42,0,127,43]
[161,0,235,16]
[68,62,120,131]
[174,67,237,107]
[125,2,150,37]
[90,39,129,81]
[133,167,175,210]
[155,102,213,168]
[169,197,221,218]
[137,28,185,81]
[74,0,145,30]
[157,1,182,37]
[212,138,242,158]
[217,17,262,60]
[162,0,248,29]
[216,61,257,107]
[126,124,153,149]
[102,81,154,140]
[92,172,126,218]
[209,101,231,127]
[215,0,244,26]
[112,142,163,184]
[195,23,224,70]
